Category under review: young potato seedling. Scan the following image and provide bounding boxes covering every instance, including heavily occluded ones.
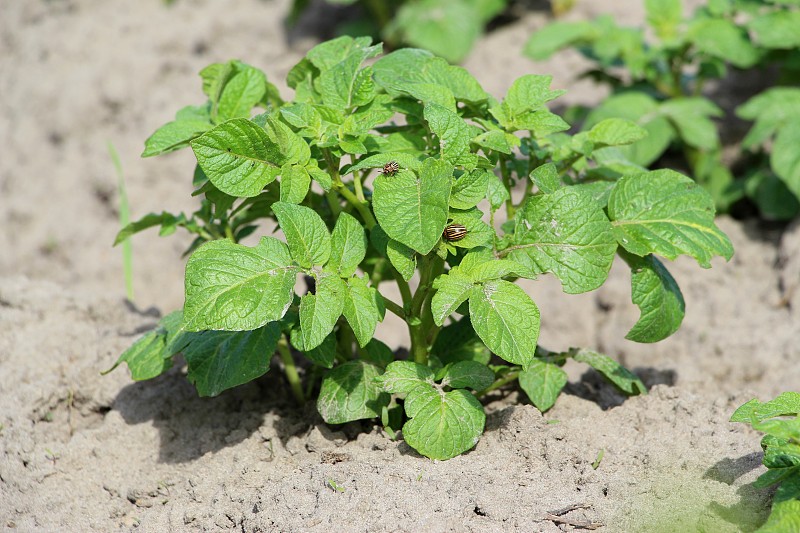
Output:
[108,37,733,460]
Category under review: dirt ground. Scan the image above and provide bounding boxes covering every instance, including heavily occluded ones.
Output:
[1,0,798,531]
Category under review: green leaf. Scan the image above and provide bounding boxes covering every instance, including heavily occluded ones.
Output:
[373,158,452,254]
[182,323,281,397]
[392,0,483,64]
[431,270,474,326]
[279,164,311,204]
[749,11,800,49]
[623,253,685,343]
[757,500,800,533]
[441,361,494,390]
[608,170,734,267]
[317,360,390,424]
[645,0,681,40]
[142,114,212,157]
[424,103,476,168]
[114,212,183,245]
[300,274,346,350]
[183,237,298,331]
[772,122,800,199]
[469,280,540,367]
[486,173,510,210]
[375,361,435,395]
[291,330,337,368]
[518,359,568,412]
[732,393,800,423]
[688,18,760,68]
[362,338,394,367]
[737,88,800,150]
[472,129,520,154]
[571,349,646,395]
[372,48,488,105]
[450,169,491,210]
[659,98,722,151]
[504,75,566,116]
[318,43,380,109]
[104,312,183,380]
[587,118,648,147]
[530,163,560,194]
[342,276,384,348]
[584,92,674,167]
[523,21,592,60]
[216,66,267,122]
[191,119,283,197]
[346,152,423,174]
[508,187,617,294]
[273,201,332,268]
[432,317,491,365]
[387,238,417,282]
[327,212,367,278]
[401,387,485,460]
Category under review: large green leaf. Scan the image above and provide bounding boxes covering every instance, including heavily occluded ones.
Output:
[300,274,346,351]
[518,359,568,412]
[191,118,288,197]
[327,212,367,278]
[342,276,384,348]
[317,42,380,110]
[182,323,281,397]
[440,360,495,390]
[623,253,685,343]
[608,170,734,267]
[688,18,760,68]
[183,237,298,331]
[272,201,332,268]
[749,11,800,49]
[508,188,617,294]
[373,157,452,254]
[469,280,540,367]
[392,0,484,64]
[317,360,390,424]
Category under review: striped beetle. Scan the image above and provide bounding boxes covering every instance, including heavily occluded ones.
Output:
[443,223,467,242]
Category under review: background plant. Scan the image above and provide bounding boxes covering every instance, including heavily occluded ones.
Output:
[731,392,800,532]
[525,0,800,219]
[108,36,732,460]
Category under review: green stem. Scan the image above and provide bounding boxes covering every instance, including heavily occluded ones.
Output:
[499,156,516,219]
[337,319,356,359]
[382,296,405,319]
[277,338,305,404]
[476,371,520,398]
[335,182,377,230]
[408,254,442,366]
[224,225,235,242]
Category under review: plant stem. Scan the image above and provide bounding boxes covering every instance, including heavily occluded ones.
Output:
[499,156,516,219]
[476,371,520,398]
[407,254,442,366]
[337,319,356,359]
[335,182,377,230]
[277,338,305,404]
[382,296,405,319]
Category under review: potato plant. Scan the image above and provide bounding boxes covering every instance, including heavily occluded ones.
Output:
[108,37,733,460]
[525,0,800,219]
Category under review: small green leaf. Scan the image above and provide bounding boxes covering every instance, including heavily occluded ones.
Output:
[402,387,485,460]
[645,0,682,40]
[392,0,484,64]
[772,122,800,199]
[317,360,390,424]
[114,212,183,245]
[451,169,491,210]
[688,18,760,68]
[183,323,281,397]
[104,312,184,380]
[571,349,646,395]
[387,238,417,282]
[659,98,723,151]
[471,129,520,154]
[184,237,298,331]
[441,361,494,390]
[530,163,560,194]
[142,114,212,157]
[191,119,282,198]
[486,174,510,210]
[523,21,592,60]
[362,338,394,367]
[469,280,540,367]
[291,330,337,368]
[608,170,734,267]
[508,187,617,294]
[373,158,452,254]
[343,276,384,348]
[432,317,491,365]
[327,212,367,278]
[216,66,267,122]
[587,118,648,147]
[273,201,332,268]
[279,164,311,204]
[375,361,435,395]
[518,359,568,412]
[504,75,566,116]
[300,274,346,350]
[431,270,474,326]
[424,103,477,168]
[623,253,685,343]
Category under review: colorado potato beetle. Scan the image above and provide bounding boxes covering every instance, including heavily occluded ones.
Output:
[443,223,467,242]
[381,160,400,176]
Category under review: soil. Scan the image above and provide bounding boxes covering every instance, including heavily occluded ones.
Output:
[1,0,797,531]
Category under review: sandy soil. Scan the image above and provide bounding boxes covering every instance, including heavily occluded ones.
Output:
[1,0,797,531]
